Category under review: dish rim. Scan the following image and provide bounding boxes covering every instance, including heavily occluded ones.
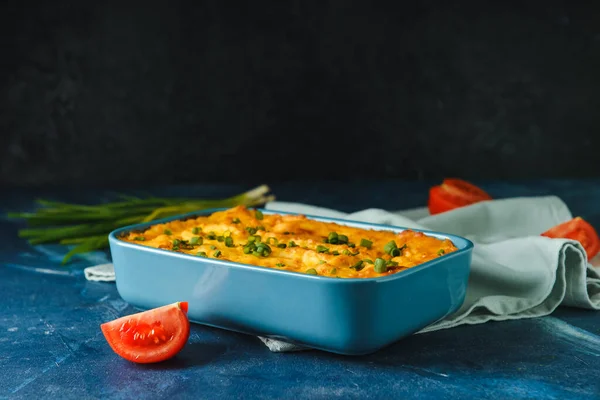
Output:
[108,207,474,284]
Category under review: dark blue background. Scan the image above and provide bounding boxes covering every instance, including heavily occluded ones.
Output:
[1,0,600,187]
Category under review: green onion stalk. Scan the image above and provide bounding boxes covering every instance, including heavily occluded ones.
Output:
[8,185,275,265]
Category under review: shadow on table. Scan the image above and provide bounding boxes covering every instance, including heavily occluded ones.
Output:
[301,317,596,376]
[136,342,229,371]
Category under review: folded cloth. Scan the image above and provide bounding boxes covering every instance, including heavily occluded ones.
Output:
[84,196,600,353]
[84,263,118,282]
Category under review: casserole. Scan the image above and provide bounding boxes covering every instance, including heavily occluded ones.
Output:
[108,208,473,355]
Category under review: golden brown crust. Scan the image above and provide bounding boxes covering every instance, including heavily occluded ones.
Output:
[120,206,458,278]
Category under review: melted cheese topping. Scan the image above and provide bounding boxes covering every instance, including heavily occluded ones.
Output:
[120,206,458,278]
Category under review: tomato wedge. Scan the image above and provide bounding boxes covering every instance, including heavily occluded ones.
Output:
[541,217,600,260]
[101,302,190,364]
[428,178,492,215]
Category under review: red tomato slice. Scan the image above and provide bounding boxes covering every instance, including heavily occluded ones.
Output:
[541,217,600,260]
[428,178,492,215]
[101,302,190,364]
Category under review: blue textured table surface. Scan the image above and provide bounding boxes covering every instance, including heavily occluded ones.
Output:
[2,180,600,399]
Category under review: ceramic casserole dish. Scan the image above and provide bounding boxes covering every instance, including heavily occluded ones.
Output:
[108,208,473,355]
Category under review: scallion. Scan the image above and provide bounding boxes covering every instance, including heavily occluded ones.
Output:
[374,258,387,273]
[316,245,329,253]
[350,260,364,271]
[360,238,372,249]
[327,232,338,244]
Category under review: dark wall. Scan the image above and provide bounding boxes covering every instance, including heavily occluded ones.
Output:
[1,0,599,187]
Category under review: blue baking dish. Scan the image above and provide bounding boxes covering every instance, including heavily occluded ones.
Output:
[108,208,473,355]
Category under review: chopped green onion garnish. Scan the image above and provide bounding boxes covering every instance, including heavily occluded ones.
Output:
[133,236,145,241]
[327,232,338,244]
[213,250,221,258]
[247,235,258,243]
[164,229,172,235]
[246,227,257,235]
[337,234,348,244]
[232,218,241,224]
[243,246,252,254]
[305,268,318,275]
[207,232,217,240]
[172,239,181,246]
[330,268,337,275]
[192,227,200,234]
[197,251,207,257]
[256,225,265,231]
[348,243,356,248]
[266,237,278,245]
[374,258,387,273]
[277,243,287,248]
[383,240,397,254]
[319,260,326,264]
[360,239,373,249]
[255,210,264,220]
[350,251,360,256]
[364,259,374,264]
[225,237,234,247]
[190,236,201,245]
[316,245,329,253]
[276,263,286,267]
[255,243,271,256]
[283,231,290,235]
[210,245,217,250]
[342,249,351,255]
[289,241,297,247]
[438,249,445,256]
[386,260,399,267]
[350,260,364,271]
[332,250,340,256]
[217,236,224,242]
